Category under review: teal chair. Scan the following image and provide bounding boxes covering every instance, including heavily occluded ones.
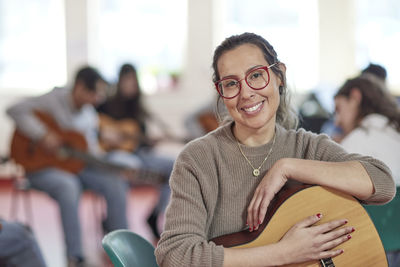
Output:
[363,189,400,252]
[102,229,158,267]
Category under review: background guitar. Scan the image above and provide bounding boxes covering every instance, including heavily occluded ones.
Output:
[10,110,166,185]
[98,112,186,152]
[98,113,145,152]
[211,185,387,267]
[10,110,87,174]
[197,112,219,133]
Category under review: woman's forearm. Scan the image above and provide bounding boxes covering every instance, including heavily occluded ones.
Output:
[281,158,374,200]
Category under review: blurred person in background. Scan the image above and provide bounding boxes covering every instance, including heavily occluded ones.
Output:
[97,63,175,240]
[334,76,400,267]
[321,62,390,141]
[6,66,129,267]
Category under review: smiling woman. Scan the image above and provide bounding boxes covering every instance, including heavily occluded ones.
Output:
[154,32,396,267]
[215,44,283,143]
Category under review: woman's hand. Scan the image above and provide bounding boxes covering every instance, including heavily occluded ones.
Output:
[247,159,288,231]
[277,214,354,265]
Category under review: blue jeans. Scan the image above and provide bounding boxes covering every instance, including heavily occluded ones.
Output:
[136,148,174,214]
[27,167,129,260]
[0,219,46,267]
[106,148,174,214]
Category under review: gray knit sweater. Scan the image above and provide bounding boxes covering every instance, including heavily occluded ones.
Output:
[155,122,395,267]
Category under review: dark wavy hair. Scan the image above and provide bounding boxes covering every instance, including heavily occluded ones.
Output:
[116,63,149,118]
[335,76,400,132]
[212,32,298,129]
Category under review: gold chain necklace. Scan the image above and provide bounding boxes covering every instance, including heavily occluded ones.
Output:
[236,132,276,177]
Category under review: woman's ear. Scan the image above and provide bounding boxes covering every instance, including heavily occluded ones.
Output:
[277,62,286,87]
[349,88,362,104]
[278,62,286,74]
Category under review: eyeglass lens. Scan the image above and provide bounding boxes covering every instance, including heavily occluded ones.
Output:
[218,67,270,98]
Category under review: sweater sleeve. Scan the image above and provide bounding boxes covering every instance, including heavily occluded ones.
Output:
[6,92,56,141]
[155,145,224,267]
[300,130,395,205]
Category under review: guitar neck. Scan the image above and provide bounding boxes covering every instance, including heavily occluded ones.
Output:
[59,147,125,172]
[60,146,167,185]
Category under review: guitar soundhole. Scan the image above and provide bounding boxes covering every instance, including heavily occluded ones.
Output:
[320,257,335,267]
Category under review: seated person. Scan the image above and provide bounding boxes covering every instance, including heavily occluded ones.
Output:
[97,63,175,239]
[155,32,395,267]
[321,62,389,141]
[7,66,129,267]
[334,76,400,267]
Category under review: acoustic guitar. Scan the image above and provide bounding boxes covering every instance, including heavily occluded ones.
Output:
[98,113,187,152]
[10,110,87,174]
[10,110,167,185]
[98,113,142,152]
[211,185,387,267]
[197,112,219,133]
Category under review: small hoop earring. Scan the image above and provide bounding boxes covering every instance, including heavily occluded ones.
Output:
[279,86,283,95]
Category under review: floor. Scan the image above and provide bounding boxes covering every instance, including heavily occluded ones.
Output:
[0,178,161,267]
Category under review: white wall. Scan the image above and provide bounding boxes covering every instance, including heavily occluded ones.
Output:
[146,0,216,136]
[65,0,89,84]
[318,0,358,87]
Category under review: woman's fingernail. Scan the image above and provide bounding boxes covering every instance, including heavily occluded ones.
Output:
[344,219,348,224]
[316,213,322,218]
[347,234,351,240]
[351,227,355,232]
[340,249,344,254]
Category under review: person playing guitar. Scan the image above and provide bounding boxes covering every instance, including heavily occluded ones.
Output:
[154,33,396,267]
[7,66,129,267]
[96,63,176,240]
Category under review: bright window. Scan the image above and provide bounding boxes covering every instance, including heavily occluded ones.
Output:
[96,0,187,94]
[0,0,66,94]
[355,0,400,92]
[222,0,319,93]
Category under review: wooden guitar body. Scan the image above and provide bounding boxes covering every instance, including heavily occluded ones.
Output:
[198,112,219,133]
[98,113,141,152]
[9,111,169,185]
[10,110,87,174]
[211,185,387,267]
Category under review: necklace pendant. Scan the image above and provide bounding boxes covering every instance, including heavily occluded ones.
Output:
[253,169,260,177]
